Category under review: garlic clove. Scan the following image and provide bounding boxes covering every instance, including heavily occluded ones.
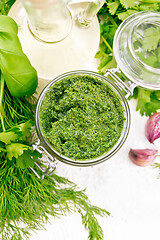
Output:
[129,148,158,167]
[146,112,160,143]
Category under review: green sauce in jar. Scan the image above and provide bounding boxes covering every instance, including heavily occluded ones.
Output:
[39,74,125,161]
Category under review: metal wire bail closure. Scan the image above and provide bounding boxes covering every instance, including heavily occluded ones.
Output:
[31,140,57,180]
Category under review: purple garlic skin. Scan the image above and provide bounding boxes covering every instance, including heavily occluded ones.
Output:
[129,148,158,167]
[146,112,160,143]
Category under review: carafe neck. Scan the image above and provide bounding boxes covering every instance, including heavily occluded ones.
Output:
[19,0,72,43]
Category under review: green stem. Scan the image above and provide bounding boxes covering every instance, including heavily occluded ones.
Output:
[108,15,118,27]
[0,73,5,132]
[101,35,113,52]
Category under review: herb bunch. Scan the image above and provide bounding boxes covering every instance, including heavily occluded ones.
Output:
[97,0,160,116]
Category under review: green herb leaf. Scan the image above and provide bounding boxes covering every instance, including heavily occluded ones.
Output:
[16,149,36,169]
[6,143,31,160]
[18,120,33,140]
[136,88,160,116]
[142,26,160,51]
[0,131,18,144]
[140,0,160,3]
[136,88,151,116]
[138,3,159,11]
[137,51,158,68]
[16,149,42,169]
[120,0,137,8]
[117,9,138,20]
[96,21,117,73]
[0,15,38,97]
[107,0,120,15]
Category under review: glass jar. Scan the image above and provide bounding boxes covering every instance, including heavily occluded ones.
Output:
[35,70,130,169]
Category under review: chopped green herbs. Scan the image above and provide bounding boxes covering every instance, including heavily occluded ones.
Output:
[39,75,125,160]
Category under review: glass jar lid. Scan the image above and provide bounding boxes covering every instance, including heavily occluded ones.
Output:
[113,11,160,90]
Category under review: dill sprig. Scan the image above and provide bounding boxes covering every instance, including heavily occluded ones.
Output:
[0,157,110,240]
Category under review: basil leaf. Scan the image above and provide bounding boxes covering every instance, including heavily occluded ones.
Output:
[0,15,38,97]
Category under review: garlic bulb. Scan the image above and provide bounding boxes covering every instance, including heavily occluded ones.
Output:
[129,148,158,167]
[146,112,160,143]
